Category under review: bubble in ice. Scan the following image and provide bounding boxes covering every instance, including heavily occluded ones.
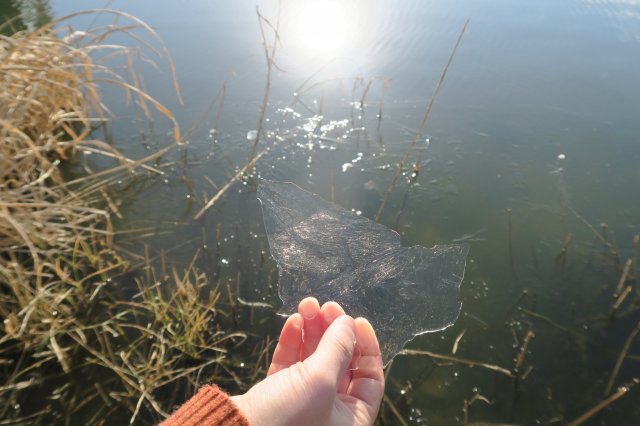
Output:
[246,130,258,141]
[257,180,469,365]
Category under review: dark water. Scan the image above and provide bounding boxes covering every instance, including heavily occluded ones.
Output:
[10,0,640,423]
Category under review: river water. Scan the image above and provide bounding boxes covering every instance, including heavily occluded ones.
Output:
[14,0,640,423]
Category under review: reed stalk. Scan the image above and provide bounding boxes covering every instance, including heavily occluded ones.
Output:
[375,18,470,222]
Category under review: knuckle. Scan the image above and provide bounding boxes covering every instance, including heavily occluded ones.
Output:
[333,337,353,361]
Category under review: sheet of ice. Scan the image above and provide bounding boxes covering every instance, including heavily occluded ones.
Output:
[258,180,469,365]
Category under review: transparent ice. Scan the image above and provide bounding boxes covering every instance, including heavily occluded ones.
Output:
[258,180,469,365]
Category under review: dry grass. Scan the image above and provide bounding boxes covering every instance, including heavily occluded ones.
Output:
[0,11,256,424]
[0,8,179,351]
[65,251,250,424]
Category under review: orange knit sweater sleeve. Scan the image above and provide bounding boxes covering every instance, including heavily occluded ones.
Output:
[161,385,249,426]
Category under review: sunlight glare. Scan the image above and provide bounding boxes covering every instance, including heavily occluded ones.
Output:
[296,1,348,53]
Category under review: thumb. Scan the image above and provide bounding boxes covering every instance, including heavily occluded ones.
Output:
[304,315,356,386]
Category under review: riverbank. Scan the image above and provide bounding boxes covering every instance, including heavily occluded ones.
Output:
[0,13,255,424]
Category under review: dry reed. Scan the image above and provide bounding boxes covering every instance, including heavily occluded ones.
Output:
[0,11,253,424]
[1,8,179,353]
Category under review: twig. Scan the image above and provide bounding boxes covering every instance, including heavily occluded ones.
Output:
[399,349,514,377]
[0,411,50,425]
[518,307,571,334]
[452,328,467,354]
[570,205,613,250]
[99,188,123,219]
[514,330,535,373]
[248,5,281,164]
[521,365,534,380]
[375,18,470,221]
[94,382,112,407]
[195,7,279,220]
[464,312,490,329]
[237,298,273,309]
[614,258,632,297]
[129,393,145,425]
[359,77,374,110]
[377,78,391,130]
[505,289,529,319]
[611,285,633,313]
[0,379,34,392]
[382,394,408,426]
[194,149,266,219]
[463,393,493,425]
[556,169,616,253]
[392,169,418,231]
[555,232,573,273]
[568,378,638,426]
[605,320,640,395]
[463,398,470,425]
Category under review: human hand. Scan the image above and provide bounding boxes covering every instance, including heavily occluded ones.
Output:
[231,297,385,426]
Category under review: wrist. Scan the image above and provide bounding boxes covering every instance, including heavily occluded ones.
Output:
[230,394,252,423]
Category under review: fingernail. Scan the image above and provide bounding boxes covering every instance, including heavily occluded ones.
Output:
[290,313,303,328]
[356,316,372,326]
[301,306,317,320]
[335,314,354,327]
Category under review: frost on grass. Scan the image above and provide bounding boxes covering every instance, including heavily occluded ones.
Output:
[258,180,469,365]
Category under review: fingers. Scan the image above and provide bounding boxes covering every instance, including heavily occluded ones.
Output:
[272,298,346,374]
[320,301,345,331]
[320,302,350,392]
[305,315,356,386]
[268,313,303,376]
[299,297,323,358]
[347,317,385,415]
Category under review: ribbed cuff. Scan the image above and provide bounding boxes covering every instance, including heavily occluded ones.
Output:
[161,385,249,426]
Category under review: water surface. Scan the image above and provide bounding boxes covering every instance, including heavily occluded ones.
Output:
[18,0,640,423]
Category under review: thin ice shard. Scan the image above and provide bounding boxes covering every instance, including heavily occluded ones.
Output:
[258,180,469,365]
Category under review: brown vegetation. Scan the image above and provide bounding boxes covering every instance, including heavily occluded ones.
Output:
[0,12,253,424]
